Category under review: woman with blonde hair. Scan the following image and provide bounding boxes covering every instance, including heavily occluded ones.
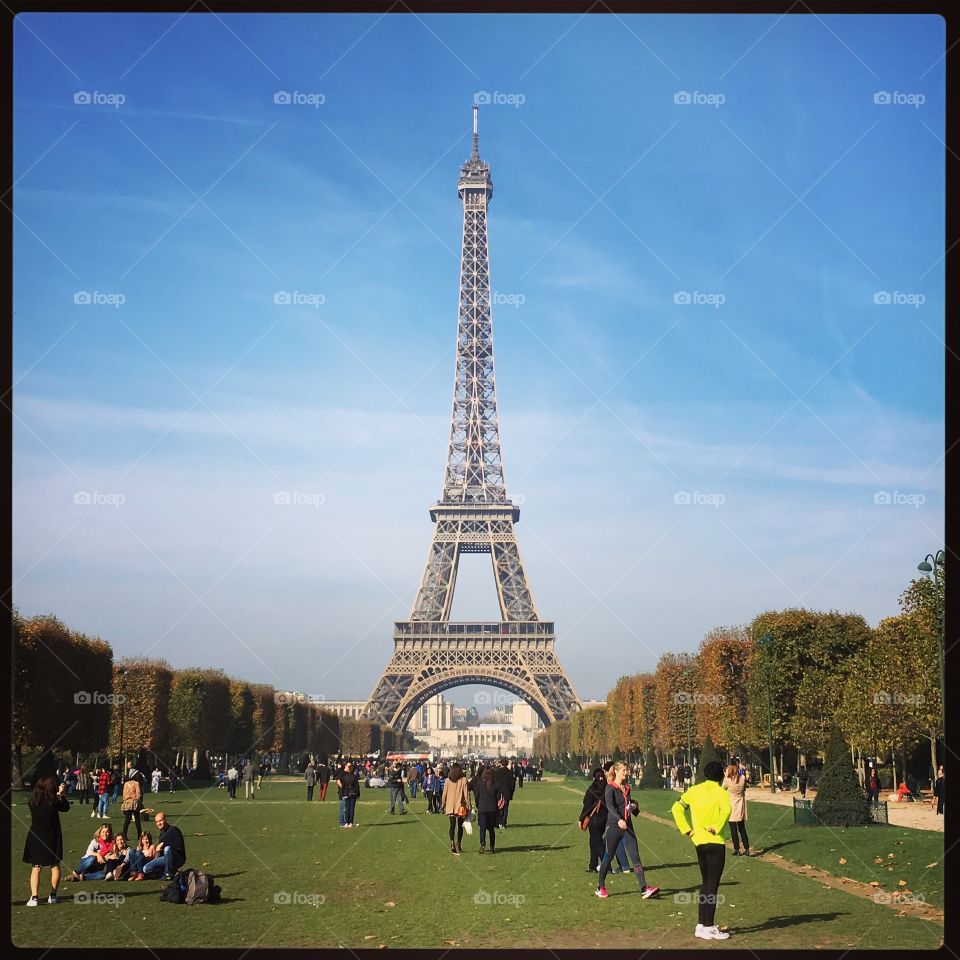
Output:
[596,761,659,900]
[722,763,750,856]
[441,762,471,856]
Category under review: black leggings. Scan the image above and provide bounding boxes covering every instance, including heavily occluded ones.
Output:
[478,811,497,849]
[696,843,725,926]
[587,817,605,869]
[729,819,749,852]
[448,814,464,846]
[598,825,647,890]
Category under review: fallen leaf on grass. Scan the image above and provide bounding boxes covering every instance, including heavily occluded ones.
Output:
[838,858,847,865]
[444,941,459,947]
[874,857,885,864]
[384,901,396,908]
[926,862,939,868]
[364,936,375,941]
[887,853,895,858]
[898,880,908,886]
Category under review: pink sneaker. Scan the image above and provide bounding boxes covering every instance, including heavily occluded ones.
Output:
[594,887,608,899]
[642,885,660,899]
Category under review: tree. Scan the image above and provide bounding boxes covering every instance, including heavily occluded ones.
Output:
[638,747,663,790]
[108,658,173,760]
[228,681,255,757]
[812,731,872,827]
[696,627,752,752]
[654,653,697,758]
[695,735,722,783]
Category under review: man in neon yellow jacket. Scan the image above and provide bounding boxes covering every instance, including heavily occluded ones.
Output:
[671,760,732,941]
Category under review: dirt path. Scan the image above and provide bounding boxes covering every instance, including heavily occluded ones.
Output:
[556,782,943,925]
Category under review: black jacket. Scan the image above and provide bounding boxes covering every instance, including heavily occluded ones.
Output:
[579,780,606,823]
[494,767,515,800]
[472,775,503,814]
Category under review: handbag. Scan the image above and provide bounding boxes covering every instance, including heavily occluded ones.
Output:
[580,800,601,831]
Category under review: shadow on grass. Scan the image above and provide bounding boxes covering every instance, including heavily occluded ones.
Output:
[756,839,803,854]
[500,844,572,853]
[732,912,848,932]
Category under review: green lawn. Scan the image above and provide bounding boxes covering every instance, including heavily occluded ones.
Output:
[10,777,943,949]
[630,783,945,909]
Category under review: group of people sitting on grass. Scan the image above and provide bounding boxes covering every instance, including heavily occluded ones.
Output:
[63,812,186,884]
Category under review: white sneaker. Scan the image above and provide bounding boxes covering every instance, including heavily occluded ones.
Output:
[47,894,58,904]
[26,896,38,907]
[90,811,96,818]
[705,926,730,940]
[694,924,708,939]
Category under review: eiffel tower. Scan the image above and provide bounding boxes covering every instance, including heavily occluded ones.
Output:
[364,107,581,733]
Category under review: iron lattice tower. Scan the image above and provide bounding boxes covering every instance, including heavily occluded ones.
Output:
[364,107,581,732]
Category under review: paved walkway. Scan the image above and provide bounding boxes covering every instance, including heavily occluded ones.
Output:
[742,786,944,832]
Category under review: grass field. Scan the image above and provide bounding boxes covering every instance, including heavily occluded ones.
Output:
[10,776,943,949]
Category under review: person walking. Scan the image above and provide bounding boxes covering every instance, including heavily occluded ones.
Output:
[579,767,607,873]
[76,765,91,807]
[601,762,631,875]
[442,762,471,855]
[110,766,122,803]
[513,759,525,791]
[23,775,70,906]
[472,764,503,854]
[406,762,420,800]
[387,761,407,815]
[226,762,239,799]
[672,759,732,941]
[151,765,162,794]
[595,761,659,900]
[797,765,808,799]
[422,768,437,814]
[317,758,330,801]
[867,768,881,802]
[305,761,317,801]
[494,758,515,828]
[433,767,446,815]
[243,759,257,799]
[722,764,749,856]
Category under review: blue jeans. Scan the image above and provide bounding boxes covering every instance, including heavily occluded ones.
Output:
[389,787,406,813]
[74,854,99,876]
[142,847,183,878]
[408,782,418,799]
[127,850,146,874]
[344,795,358,825]
[339,798,347,826]
[96,793,109,816]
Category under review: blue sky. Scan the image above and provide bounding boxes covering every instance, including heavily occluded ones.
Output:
[12,12,945,704]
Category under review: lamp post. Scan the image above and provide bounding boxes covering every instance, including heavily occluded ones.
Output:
[917,550,946,743]
[758,633,776,794]
[118,668,127,769]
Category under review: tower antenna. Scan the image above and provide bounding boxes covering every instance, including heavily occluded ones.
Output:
[472,103,479,159]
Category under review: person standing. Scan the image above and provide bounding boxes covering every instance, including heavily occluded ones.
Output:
[120,771,144,840]
[513,759,525,790]
[95,766,112,818]
[76,765,91,807]
[110,766,122,803]
[243,759,257,799]
[422,767,437,815]
[472,764,502,854]
[722,764,749,856]
[151,765,162,794]
[387,761,407,815]
[579,768,606,873]
[595,761,658,900]
[434,767,446,815]
[23,776,70,906]
[226,762,239,799]
[672,759,732,941]
[406,762,420,800]
[317,758,330,801]
[337,761,360,828]
[867,768,881,802]
[494,758,515,828]
[797,765,808,799]
[442,762,470,855]
[304,761,317,801]
[932,766,944,815]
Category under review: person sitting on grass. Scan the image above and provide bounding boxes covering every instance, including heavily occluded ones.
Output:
[140,812,186,880]
[125,831,156,881]
[79,834,131,882]
[65,824,114,881]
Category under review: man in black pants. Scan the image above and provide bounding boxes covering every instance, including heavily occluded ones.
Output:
[672,760,732,941]
[494,759,515,828]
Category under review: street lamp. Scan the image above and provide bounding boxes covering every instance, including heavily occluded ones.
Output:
[917,550,946,742]
[118,668,127,769]
[757,633,776,794]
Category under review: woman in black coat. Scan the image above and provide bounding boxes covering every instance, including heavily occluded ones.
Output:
[22,775,70,906]
[470,765,503,854]
[579,768,607,873]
